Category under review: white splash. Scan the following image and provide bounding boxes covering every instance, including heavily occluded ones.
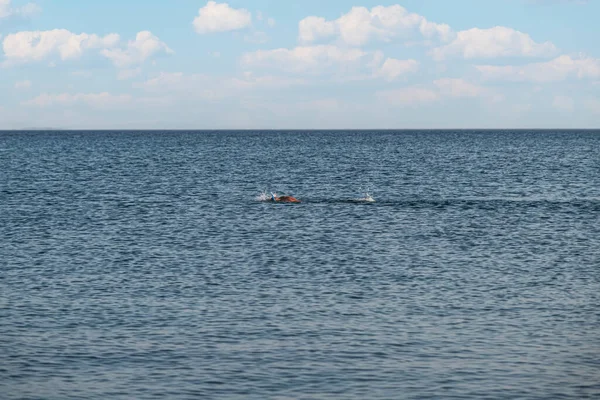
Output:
[354,192,375,203]
[256,191,275,202]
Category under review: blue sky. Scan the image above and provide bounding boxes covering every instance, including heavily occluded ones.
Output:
[1,0,599,129]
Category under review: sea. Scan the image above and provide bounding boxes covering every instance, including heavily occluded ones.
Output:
[1,130,599,399]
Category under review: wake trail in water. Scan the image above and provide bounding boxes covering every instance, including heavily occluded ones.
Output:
[255,190,376,204]
[254,192,600,212]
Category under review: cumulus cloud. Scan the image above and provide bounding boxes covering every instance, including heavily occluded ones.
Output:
[193,1,252,34]
[2,29,170,68]
[2,29,119,64]
[14,79,31,89]
[0,0,41,19]
[377,87,440,106]
[298,6,556,63]
[101,31,172,68]
[477,55,600,82]
[431,26,557,60]
[298,17,336,43]
[298,5,453,46]
[552,95,574,111]
[375,58,419,81]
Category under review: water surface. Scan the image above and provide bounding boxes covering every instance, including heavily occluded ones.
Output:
[1,130,599,399]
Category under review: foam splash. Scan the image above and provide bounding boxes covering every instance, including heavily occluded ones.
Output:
[355,192,375,203]
[355,186,375,203]
[256,191,275,202]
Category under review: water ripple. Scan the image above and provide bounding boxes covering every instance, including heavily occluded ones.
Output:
[1,130,599,399]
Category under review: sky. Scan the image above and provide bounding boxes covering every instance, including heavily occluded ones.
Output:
[0,0,599,129]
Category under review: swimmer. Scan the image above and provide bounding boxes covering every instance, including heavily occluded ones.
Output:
[271,193,301,203]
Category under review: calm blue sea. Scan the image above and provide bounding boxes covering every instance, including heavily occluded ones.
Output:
[1,130,599,399]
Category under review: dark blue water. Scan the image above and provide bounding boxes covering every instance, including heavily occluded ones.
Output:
[1,130,599,399]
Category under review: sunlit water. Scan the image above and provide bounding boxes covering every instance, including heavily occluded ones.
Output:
[1,130,599,399]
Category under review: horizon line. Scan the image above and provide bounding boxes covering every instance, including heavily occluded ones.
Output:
[2,128,600,132]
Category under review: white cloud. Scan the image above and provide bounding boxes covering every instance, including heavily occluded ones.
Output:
[14,79,31,89]
[101,31,172,68]
[117,68,142,80]
[241,45,369,74]
[377,87,440,106]
[477,55,600,82]
[298,5,453,46]
[375,58,419,81]
[298,17,336,43]
[193,1,251,34]
[0,0,40,19]
[552,95,574,111]
[2,29,119,65]
[22,92,133,108]
[2,29,170,68]
[431,26,557,60]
